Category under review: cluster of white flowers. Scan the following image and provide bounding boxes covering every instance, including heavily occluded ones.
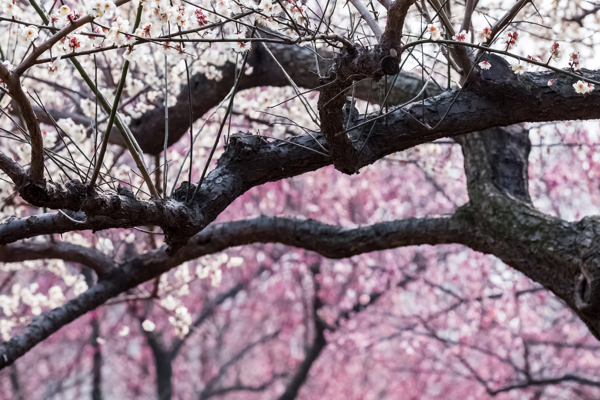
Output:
[88,0,116,18]
[169,306,192,338]
[47,259,88,293]
[0,318,15,341]
[511,64,527,75]
[573,80,595,94]
[147,0,197,28]
[106,17,135,47]
[50,5,74,28]
[160,294,192,338]
[0,283,66,317]
[57,118,87,144]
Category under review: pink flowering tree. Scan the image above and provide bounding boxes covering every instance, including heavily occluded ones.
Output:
[1,0,600,398]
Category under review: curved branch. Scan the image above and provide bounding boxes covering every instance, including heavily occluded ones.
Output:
[0,65,45,182]
[0,214,474,370]
[0,241,115,277]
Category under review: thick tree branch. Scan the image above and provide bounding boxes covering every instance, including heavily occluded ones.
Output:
[0,65,45,182]
[0,214,474,370]
[380,0,418,50]
[0,241,115,278]
[5,55,600,251]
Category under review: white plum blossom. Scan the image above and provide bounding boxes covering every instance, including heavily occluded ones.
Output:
[1,0,20,16]
[478,61,491,70]
[89,0,116,18]
[42,129,57,148]
[511,64,527,75]
[48,286,65,309]
[168,306,192,338]
[228,257,244,267]
[475,27,492,42]
[0,318,15,341]
[123,46,143,63]
[48,260,66,276]
[106,17,134,47]
[92,27,106,48]
[215,0,230,16]
[573,80,594,94]
[548,79,555,86]
[63,274,78,286]
[118,326,130,336]
[73,279,89,296]
[17,25,38,47]
[549,42,561,61]
[259,0,282,16]
[58,5,70,16]
[211,268,222,287]
[454,30,467,42]
[2,60,13,71]
[427,24,441,41]
[16,143,31,163]
[232,31,251,53]
[160,295,180,311]
[142,319,156,331]
[48,56,65,76]
[57,118,87,143]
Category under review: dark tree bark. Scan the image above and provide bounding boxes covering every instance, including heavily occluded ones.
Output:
[91,315,102,400]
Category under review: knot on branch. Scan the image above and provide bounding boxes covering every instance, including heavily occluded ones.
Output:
[380,55,400,75]
[575,217,600,316]
[172,181,197,203]
[317,47,399,175]
[475,54,518,89]
[20,179,88,210]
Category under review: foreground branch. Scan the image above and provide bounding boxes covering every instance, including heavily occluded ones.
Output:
[0,214,474,369]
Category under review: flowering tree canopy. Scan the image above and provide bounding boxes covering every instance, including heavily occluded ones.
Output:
[2,0,600,397]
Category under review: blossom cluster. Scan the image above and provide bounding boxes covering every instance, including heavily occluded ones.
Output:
[88,0,117,18]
